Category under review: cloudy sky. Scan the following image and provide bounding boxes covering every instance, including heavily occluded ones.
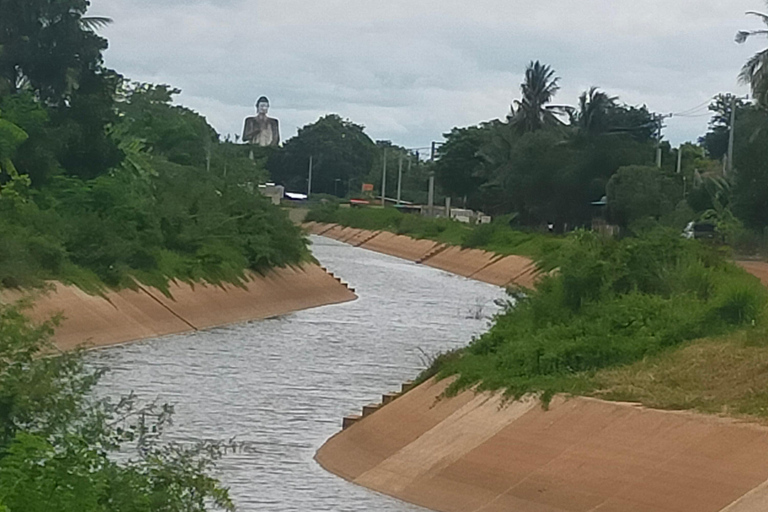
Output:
[92,0,763,148]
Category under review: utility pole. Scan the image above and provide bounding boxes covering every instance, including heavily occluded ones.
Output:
[396,154,403,205]
[307,155,313,197]
[381,149,388,206]
[676,145,683,174]
[428,142,437,217]
[726,95,737,177]
[656,115,663,168]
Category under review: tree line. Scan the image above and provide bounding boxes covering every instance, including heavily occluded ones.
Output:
[270,4,768,244]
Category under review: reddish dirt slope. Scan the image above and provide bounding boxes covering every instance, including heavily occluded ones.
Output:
[739,261,768,287]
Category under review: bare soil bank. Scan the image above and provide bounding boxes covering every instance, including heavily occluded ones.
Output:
[2,264,357,351]
[304,222,539,288]
[317,377,768,512]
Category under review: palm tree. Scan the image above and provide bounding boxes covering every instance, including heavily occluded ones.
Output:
[508,61,567,133]
[80,16,113,31]
[575,87,618,135]
[736,4,768,106]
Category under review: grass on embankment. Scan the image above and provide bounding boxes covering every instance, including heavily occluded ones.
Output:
[421,229,768,420]
[305,203,562,261]
[593,328,768,419]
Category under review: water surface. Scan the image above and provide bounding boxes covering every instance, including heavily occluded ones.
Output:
[93,236,507,511]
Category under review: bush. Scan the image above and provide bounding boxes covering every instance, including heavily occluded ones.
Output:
[438,230,768,400]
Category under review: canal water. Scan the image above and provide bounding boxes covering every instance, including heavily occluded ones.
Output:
[92,236,508,511]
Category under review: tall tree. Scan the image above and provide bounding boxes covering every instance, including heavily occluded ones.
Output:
[0,0,122,181]
[434,123,496,208]
[736,3,768,106]
[508,61,566,133]
[575,87,618,136]
[698,93,749,160]
[268,114,376,195]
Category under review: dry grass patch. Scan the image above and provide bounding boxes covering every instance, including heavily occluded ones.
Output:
[593,329,768,420]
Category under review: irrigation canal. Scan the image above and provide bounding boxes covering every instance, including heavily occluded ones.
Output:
[92,235,507,511]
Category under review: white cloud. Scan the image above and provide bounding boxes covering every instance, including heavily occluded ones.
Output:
[92,0,762,146]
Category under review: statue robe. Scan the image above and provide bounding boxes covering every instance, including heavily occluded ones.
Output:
[242,115,280,147]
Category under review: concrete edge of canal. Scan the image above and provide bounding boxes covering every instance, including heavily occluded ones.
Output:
[2,263,357,351]
[303,222,541,289]
[316,376,768,512]
[309,222,768,512]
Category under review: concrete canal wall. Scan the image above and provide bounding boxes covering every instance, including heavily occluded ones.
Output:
[3,263,357,351]
[304,222,540,288]
[317,377,768,512]
[310,222,768,512]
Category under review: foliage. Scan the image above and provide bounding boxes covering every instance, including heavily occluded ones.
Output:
[698,94,750,160]
[0,3,309,293]
[508,61,566,133]
[730,106,768,230]
[268,114,376,196]
[433,230,767,401]
[606,165,683,229]
[0,303,233,511]
[736,4,768,107]
[434,124,496,208]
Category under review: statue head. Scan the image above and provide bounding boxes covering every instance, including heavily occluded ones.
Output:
[256,96,270,115]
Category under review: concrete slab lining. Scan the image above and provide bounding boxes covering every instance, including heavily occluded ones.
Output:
[317,378,768,512]
[3,264,357,351]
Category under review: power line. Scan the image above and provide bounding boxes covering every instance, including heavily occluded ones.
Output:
[671,95,717,116]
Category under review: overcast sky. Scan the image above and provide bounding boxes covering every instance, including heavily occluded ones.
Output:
[92,0,763,148]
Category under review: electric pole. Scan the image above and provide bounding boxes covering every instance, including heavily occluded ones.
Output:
[656,115,663,168]
[381,149,387,206]
[397,154,403,205]
[726,95,737,177]
[676,145,683,174]
[428,142,437,217]
[307,156,313,197]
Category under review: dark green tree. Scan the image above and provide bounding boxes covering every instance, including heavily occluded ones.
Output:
[0,0,123,182]
[606,165,683,228]
[730,106,768,230]
[434,123,497,208]
[698,93,749,160]
[575,87,618,136]
[268,114,376,195]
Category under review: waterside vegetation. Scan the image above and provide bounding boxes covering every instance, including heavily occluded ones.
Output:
[0,5,309,295]
[425,230,768,419]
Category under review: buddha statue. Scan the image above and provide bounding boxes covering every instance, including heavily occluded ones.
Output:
[242,96,280,147]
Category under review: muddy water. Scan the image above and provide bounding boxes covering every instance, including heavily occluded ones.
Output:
[92,236,507,511]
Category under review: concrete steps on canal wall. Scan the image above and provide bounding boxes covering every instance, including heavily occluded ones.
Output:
[341,380,417,430]
[318,377,768,512]
[2,263,358,352]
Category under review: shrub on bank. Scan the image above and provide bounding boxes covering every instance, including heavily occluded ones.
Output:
[436,230,767,401]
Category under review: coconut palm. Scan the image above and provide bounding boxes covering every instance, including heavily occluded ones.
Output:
[736,4,768,106]
[508,61,567,133]
[575,87,618,135]
[80,16,113,31]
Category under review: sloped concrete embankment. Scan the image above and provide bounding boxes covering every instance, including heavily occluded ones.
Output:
[3,264,357,351]
[309,221,768,512]
[317,377,768,512]
[304,222,539,288]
